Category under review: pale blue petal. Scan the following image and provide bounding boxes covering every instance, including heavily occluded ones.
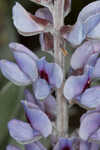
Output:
[33,79,50,100]
[44,95,57,120]
[63,73,88,101]
[80,86,100,109]
[8,119,40,143]
[79,112,100,141]
[71,40,100,70]
[48,63,63,88]
[0,60,31,86]
[12,3,43,36]
[9,42,38,61]
[80,141,91,150]
[93,58,100,78]
[6,145,21,150]
[21,100,52,137]
[25,142,47,150]
[11,48,38,82]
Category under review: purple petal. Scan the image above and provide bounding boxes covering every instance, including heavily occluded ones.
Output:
[24,89,45,111]
[53,138,73,150]
[90,143,100,150]
[79,141,91,150]
[6,145,21,150]
[33,79,50,99]
[84,53,98,78]
[9,42,38,61]
[37,57,63,88]
[0,60,31,86]
[63,21,85,46]
[80,86,100,108]
[35,8,53,23]
[93,58,100,78]
[24,89,37,104]
[64,1,100,46]
[80,141,99,150]
[79,111,100,141]
[8,119,40,143]
[12,3,47,36]
[48,63,63,88]
[21,100,52,137]
[44,95,57,120]
[63,73,88,101]
[25,142,47,150]
[10,44,38,82]
[71,40,100,70]
[78,1,100,39]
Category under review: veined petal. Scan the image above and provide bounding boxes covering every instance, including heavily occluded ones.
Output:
[0,60,31,86]
[6,145,21,150]
[8,119,40,143]
[25,142,47,150]
[80,86,100,109]
[63,73,88,101]
[35,8,53,23]
[22,100,52,137]
[10,47,38,82]
[12,3,48,36]
[33,79,50,100]
[79,111,100,141]
[9,42,38,61]
[71,40,100,70]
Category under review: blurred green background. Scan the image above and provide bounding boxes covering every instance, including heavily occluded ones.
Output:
[0,0,95,149]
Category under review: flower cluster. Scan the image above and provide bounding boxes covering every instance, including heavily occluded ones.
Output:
[61,1,100,46]
[64,40,100,109]
[1,0,100,150]
[0,42,63,100]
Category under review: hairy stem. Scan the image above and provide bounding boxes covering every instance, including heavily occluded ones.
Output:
[53,0,68,136]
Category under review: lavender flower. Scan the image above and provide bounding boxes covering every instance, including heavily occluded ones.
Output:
[63,40,100,109]
[24,89,57,121]
[62,1,100,46]
[0,42,63,99]
[8,100,52,144]
[79,107,100,143]
[12,2,52,36]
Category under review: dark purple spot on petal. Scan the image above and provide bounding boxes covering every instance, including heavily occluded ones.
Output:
[62,146,70,150]
[25,114,33,128]
[39,70,49,83]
